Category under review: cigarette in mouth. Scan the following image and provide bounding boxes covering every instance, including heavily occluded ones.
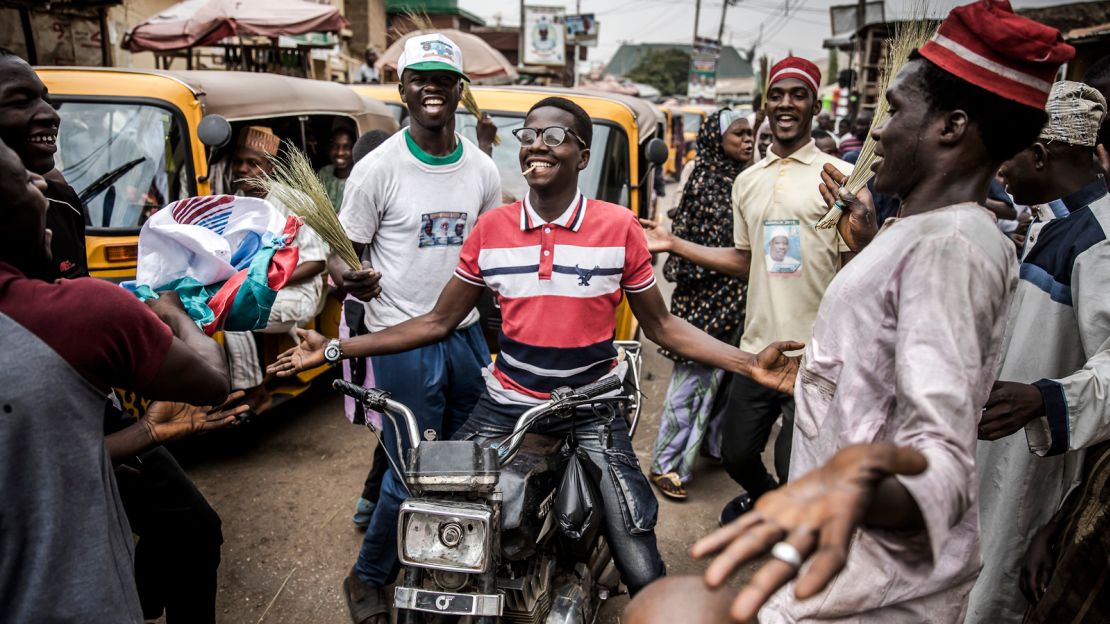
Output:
[522,164,537,177]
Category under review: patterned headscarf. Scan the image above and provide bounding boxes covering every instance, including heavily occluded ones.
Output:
[661,109,749,353]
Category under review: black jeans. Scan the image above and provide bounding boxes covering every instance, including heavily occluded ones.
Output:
[720,374,795,500]
[359,443,387,502]
[454,395,666,595]
[115,446,223,624]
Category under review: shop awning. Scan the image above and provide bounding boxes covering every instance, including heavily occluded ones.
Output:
[123,0,347,53]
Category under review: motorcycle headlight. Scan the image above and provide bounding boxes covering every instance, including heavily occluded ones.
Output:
[398,500,492,573]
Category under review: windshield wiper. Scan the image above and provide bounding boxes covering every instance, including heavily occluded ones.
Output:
[78,157,146,204]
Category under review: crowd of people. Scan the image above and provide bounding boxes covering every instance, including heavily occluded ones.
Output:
[4,1,1110,622]
[628,1,1110,622]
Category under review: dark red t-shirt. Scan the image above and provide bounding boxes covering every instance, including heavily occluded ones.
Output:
[0,262,173,393]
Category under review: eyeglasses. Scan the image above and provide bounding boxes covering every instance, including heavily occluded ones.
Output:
[512,126,587,148]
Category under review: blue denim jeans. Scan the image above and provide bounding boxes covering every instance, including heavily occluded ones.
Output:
[454,395,666,595]
[352,324,488,586]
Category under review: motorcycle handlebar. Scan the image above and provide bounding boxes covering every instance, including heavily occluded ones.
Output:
[334,374,625,467]
[333,379,388,409]
[565,375,622,401]
[496,375,626,466]
[332,380,421,450]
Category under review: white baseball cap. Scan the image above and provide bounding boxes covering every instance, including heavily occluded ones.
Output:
[397,33,469,82]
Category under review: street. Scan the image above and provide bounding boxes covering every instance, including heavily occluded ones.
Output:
[169,184,766,623]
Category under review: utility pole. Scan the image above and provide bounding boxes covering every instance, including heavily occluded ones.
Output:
[853,0,865,111]
[693,0,701,46]
[717,0,734,45]
[519,0,526,68]
[574,0,581,86]
[855,0,865,73]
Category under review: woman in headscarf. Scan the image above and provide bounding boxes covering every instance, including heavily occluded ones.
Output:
[649,109,753,500]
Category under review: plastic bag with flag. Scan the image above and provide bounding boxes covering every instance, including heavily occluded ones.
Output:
[125,194,302,335]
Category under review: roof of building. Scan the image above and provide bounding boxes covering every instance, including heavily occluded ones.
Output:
[824,0,1110,43]
[603,43,754,79]
[37,67,398,133]
[385,0,485,27]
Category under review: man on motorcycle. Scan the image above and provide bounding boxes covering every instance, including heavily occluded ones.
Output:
[271,97,800,610]
[327,33,501,623]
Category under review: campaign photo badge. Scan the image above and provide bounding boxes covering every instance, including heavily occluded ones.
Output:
[419,212,468,248]
[763,219,803,276]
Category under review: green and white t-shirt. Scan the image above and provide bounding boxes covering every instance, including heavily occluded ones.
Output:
[339,129,502,332]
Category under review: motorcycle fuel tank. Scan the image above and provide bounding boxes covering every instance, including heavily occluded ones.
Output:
[499,434,568,561]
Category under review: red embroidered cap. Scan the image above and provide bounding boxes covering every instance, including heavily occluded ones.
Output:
[918,0,1075,109]
[768,57,822,96]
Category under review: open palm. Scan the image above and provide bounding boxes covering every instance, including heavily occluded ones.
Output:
[638,217,674,253]
[267,328,330,377]
[750,340,804,395]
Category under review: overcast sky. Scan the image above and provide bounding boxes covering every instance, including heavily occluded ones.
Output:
[459,0,848,67]
[457,0,1073,69]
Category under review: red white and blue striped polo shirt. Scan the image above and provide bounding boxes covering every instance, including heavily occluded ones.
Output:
[454,189,656,405]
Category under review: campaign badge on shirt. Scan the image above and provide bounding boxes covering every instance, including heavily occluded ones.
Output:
[419,212,468,248]
[764,219,803,276]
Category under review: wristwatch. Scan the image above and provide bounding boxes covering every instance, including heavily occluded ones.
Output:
[324,339,343,364]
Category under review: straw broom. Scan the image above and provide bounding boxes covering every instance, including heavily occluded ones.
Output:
[814,6,936,229]
[402,10,500,146]
[251,147,362,271]
[754,55,773,136]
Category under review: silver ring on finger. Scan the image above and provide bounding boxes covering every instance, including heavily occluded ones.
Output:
[771,541,803,568]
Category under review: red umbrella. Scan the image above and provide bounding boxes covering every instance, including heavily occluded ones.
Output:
[123,0,347,52]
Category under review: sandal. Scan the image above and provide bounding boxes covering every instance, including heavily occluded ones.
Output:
[650,472,688,500]
[343,571,389,624]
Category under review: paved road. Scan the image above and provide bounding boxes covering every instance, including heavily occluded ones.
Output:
[168,185,767,623]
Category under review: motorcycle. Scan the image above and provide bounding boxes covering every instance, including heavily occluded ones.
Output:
[334,341,646,624]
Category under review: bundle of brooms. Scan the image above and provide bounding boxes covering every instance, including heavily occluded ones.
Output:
[754,55,774,132]
[814,6,936,229]
[253,147,361,270]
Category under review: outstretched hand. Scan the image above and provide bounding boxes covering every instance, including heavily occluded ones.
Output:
[267,328,330,377]
[639,217,674,253]
[142,390,250,444]
[749,341,804,395]
[690,443,928,623]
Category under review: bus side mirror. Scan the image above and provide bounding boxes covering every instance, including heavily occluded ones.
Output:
[645,137,669,166]
[198,114,232,148]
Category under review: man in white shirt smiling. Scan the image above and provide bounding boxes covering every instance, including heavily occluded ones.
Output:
[329,33,502,624]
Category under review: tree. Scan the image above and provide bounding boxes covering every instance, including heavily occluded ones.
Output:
[627,48,692,97]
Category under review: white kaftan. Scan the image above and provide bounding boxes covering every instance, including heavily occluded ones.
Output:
[760,204,1017,623]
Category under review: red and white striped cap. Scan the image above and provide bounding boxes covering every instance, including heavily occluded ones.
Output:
[918,0,1074,109]
[768,57,822,96]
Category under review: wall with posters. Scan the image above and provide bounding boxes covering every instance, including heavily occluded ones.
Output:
[0,7,108,66]
[688,51,718,100]
[522,5,565,66]
[565,13,598,46]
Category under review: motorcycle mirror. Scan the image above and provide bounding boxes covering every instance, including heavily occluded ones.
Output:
[645,137,669,166]
[198,114,232,148]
